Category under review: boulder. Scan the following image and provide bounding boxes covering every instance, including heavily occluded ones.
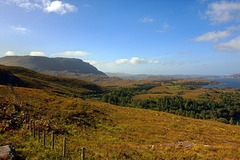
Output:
[0,145,17,160]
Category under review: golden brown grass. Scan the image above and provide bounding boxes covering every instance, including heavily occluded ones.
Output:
[1,84,240,159]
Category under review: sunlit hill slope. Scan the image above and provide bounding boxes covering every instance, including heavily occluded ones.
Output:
[0,65,240,159]
[0,65,106,96]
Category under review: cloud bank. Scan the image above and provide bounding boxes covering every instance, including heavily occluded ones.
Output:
[54,51,90,57]
[5,51,15,56]
[193,24,240,53]
[110,57,164,66]
[193,30,232,42]
[215,36,240,52]
[5,0,77,15]
[84,60,103,68]
[206,1,240,24]
[30,51,45,56]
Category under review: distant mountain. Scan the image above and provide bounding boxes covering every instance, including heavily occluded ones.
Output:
[0,56,106,76]
[106,72,152,80]
[106,72,222,80]
[145,75,222,80]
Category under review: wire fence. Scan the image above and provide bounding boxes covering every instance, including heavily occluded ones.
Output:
[6,84,86,159]
[26,118,86,159]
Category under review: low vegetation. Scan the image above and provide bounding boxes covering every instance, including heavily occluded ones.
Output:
[1,85,240,159]
[1,65,240,159]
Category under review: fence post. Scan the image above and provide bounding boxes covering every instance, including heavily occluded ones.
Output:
[81,147,85,160]
[33,122,35,138]
[25,115,28,129]
[38,127,40,143]
[52,131,54,150]
[43,130,45,146]
[63,137,66,157]
[25,115,27,124]
[30,120,32,134]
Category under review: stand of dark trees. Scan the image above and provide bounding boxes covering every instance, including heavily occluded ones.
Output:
[95,83,240,125]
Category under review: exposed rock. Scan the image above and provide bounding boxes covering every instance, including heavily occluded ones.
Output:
[0,145,17,160]
[162,141,196,148]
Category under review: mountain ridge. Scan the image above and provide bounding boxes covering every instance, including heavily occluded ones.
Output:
[0,56,106,76]
[0,65,106,95]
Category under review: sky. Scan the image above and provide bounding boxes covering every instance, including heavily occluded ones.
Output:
[1,0,240,75]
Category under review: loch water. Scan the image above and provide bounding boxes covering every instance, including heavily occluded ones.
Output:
[202,78,240,89]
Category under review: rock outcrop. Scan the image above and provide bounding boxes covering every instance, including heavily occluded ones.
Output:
[0,145,17,160]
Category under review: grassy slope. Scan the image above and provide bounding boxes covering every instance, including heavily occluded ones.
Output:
[0,65,106,96]
[1,85,240,159]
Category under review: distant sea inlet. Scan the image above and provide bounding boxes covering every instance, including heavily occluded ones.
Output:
[202,78,240,89]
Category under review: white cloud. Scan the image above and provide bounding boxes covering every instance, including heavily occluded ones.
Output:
[12,25,29,32]
[206,1,240,24]
[215,36,240,52]
[193,30,232,42]
[44,1,77,15]
[192,25,240,53]
[5,51,15,56]
[56,51,90,57]
[110,57,164,66]
[5,0,41,10]
[30,51,45,56]
[140,17,154,23]
[84,60,103,67]
[5,0,77,15]
[227,25,240,31]
[115,59,129,65]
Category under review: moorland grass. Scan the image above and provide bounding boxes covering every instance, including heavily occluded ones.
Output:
[1,85,240,159]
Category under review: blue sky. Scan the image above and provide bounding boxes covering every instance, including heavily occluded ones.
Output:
[1,0,240,75]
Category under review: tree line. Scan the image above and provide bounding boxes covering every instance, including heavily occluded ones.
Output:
[93,83,240,125]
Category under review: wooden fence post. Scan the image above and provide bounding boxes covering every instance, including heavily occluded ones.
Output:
[81,147,85,160]
[43,130,45,146]
[52,131,54,150]
[30,120,32,134]
[63,137,66,157]
[25,115,28,129]
[33,122,35,138]
[38,127,40,143]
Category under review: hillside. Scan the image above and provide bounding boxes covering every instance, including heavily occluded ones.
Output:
[0,56,106,76]
[1,65,240,159]
[0,65,24,86]
[0,65,106,96]
[0,84,240,159]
